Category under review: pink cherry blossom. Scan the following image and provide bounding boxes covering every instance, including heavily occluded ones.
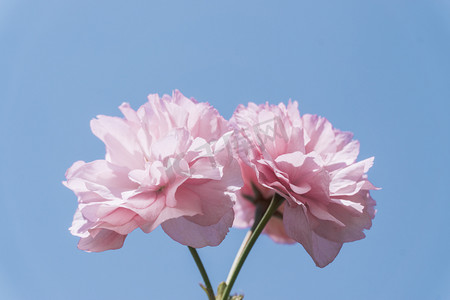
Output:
[64,91,242,252]
[231,101,377,267]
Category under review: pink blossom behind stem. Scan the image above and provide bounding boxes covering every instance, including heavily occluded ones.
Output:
[64,91,243,252]
[231,101,378,267]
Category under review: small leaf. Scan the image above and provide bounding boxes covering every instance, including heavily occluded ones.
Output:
[216,282,227,300]
[200,283,211,298]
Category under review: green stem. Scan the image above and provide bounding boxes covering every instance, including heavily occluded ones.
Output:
[188,246,215,300]
[225,198,269,285]
[225,231,252,284]
[221,194,284,300]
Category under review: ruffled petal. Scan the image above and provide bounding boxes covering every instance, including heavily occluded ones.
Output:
[78,229,127,252]
[90,116,144,168]
[162,208,234,247]
[283,204,342,267]
[66,91,241,252]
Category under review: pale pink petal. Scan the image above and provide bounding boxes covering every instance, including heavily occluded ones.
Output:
[97,217,141,235]
[232,194,256,228]
[312,191,377,243]
[66,91,241,251]
[101,207,137,226]
[189,157,223,180]
[333,129,354,150]
[181,160,241,226]
[150,129,190,161]
[69,209,92,238]
[162,209,234,247]
[264,214,295,244]
[332,140,360,166]
[65,160,136,202]
[119,102,140,124]
[283,204,342,267]
[330,157,375,196]
[78,229,126,252]
[90,116,143,168]
[302,114,337,155]
[307,201,345,226]
[231,101,377,266]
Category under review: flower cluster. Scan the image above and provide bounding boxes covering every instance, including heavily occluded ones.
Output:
[65,91,377,268]
[231,102,377,267]
[65,91,242,251]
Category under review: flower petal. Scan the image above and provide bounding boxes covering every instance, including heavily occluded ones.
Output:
[78,229,127,252]
[90,116,143,168]
[161,209,234,247]
[283,204,342,267]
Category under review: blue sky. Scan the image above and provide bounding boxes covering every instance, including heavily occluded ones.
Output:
[1,1,449,299]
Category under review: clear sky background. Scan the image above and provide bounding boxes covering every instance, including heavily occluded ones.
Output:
[1,1,449,299]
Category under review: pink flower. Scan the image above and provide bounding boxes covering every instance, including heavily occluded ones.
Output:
[231,101,377,267]
[64,91,242,252]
